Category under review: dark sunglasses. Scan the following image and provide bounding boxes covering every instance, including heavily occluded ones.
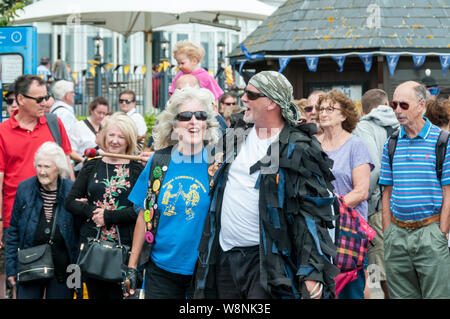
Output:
[389,101,410,111]
[223,102,236,106]
[176,111,208,121]
[5,98,15,105]
[21,93,51,104]
[244,89,266,101]
[304,106,314,113]
[119,99,135,104]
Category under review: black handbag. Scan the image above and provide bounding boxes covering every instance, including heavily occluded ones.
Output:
[77,226,130,282]
[17,205,60,283]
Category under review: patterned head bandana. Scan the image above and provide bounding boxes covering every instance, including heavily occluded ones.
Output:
[248,71,300,124]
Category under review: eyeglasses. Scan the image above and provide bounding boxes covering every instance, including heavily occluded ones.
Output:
[319,106,341,114]
[389,101,410,111]
[244,89,266,101]
[428,87,440,96]
[119,99,135,104]
[5,98,15,105]
[176,111,208,121]
[304,106,314,113]
[21,93,51,104]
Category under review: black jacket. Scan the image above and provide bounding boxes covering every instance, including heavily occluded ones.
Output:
[194,121,340,299]
[65,158,143,246]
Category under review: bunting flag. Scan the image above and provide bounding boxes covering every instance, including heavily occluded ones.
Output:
[88,60,100,65]
[124,65,130,75]
[385,54,400,76]
[142,66,147,75]
[412,54,426,69]
[240,43,264,60]
[105,63,114,70]
[133,66,138,73]
[332,55,346,72]
[278,57,292,73]
[72,72,78,82]
[113,65,122,72]
[239,60,247,75]
[305,56,319,72]
[440,55,450,76]
[157,61,171,72]
[225,65,234,85]
[358,54,373,72]
[89,66,96,77]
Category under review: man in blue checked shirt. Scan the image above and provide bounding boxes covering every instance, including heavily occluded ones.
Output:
[380,80,450,299]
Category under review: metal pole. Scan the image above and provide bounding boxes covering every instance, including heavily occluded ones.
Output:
[94,38,102,98]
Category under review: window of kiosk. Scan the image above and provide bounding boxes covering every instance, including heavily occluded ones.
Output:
[1,53,24,121]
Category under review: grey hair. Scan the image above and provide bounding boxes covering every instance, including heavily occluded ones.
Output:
[413,83,427,103]
[153,86,219,150]
[52,80,74,100]
[34,142,70,179]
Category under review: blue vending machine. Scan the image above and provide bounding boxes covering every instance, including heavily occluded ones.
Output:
[0,26,38,121]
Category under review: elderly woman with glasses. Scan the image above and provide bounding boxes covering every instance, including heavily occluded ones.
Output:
[124,86,219,299]
[316,90,374,299]
[5,142,78,299]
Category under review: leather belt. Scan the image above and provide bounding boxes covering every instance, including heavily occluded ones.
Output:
[391,214,440,229]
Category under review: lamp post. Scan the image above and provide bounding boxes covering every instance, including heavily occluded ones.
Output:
[93,35,102,98]
[217,41,225,90]
[160,35,169,110]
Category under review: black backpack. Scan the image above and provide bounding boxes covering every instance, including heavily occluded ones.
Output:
[388,129,450,180]
[44,113,62,146]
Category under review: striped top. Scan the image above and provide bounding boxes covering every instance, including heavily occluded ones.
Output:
[39,186,57,222]
[379,119,450,222]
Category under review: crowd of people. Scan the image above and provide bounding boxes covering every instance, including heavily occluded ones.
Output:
[0,39,449,300]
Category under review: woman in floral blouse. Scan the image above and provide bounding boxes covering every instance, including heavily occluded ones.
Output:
[65,112,143,299]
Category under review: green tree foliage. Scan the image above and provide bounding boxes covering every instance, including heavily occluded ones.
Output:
[0,0,31,26]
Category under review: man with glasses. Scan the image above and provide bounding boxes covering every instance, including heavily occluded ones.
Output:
[118,90,147,145]
[379,81,450,298]
[0,75,73,297]
[194,71,338,299]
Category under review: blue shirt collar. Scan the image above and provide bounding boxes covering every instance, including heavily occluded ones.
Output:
[400,117,431,139]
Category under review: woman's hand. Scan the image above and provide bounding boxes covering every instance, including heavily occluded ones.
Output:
[305,280,323,299]
[139,151,154,166]
[92,207,105,227]
[7,276,16,287]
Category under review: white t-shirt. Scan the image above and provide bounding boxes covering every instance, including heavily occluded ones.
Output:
[219,126,280,252]
[50,100,78,135]
[127,108,147,136]
[69,118,98,156]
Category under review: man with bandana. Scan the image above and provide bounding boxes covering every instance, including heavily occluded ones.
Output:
[194,71,339,299]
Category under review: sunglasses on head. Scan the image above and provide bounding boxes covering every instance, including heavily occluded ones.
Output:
[119,99,135,104]
[244,89,266,101]
[21,93,51,104]
[389,101,410,111]
[304,106,314,113]
[176,111,208,121]
[428,87,440,96]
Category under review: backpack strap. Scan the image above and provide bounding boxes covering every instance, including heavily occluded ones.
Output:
[44,113,62,146]
[388,129,400,170]
[435,130,450,181]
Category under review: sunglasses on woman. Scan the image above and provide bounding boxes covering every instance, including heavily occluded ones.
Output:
[176,111,208,121]
[21,93,51,104]
[304,106,314,113]
[389,101,409,111]
[244,89,266,101]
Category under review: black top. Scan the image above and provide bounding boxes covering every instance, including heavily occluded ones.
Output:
[65,158,144,246]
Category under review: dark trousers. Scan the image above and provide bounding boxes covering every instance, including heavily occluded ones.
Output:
[17,276,73,299]
[216,245,270,299]
[144,260,193,299]
[84,276,123,299]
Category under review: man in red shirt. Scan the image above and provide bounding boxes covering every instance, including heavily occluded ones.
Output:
[0,75,73,247]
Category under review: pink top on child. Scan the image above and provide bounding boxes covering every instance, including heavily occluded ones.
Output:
[169,68,224,100]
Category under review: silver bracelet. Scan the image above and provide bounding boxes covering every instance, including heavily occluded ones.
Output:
[310,282,323,299]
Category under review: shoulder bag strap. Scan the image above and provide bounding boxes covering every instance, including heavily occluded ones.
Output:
[83,118,100,135]
[49,204,60,245]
